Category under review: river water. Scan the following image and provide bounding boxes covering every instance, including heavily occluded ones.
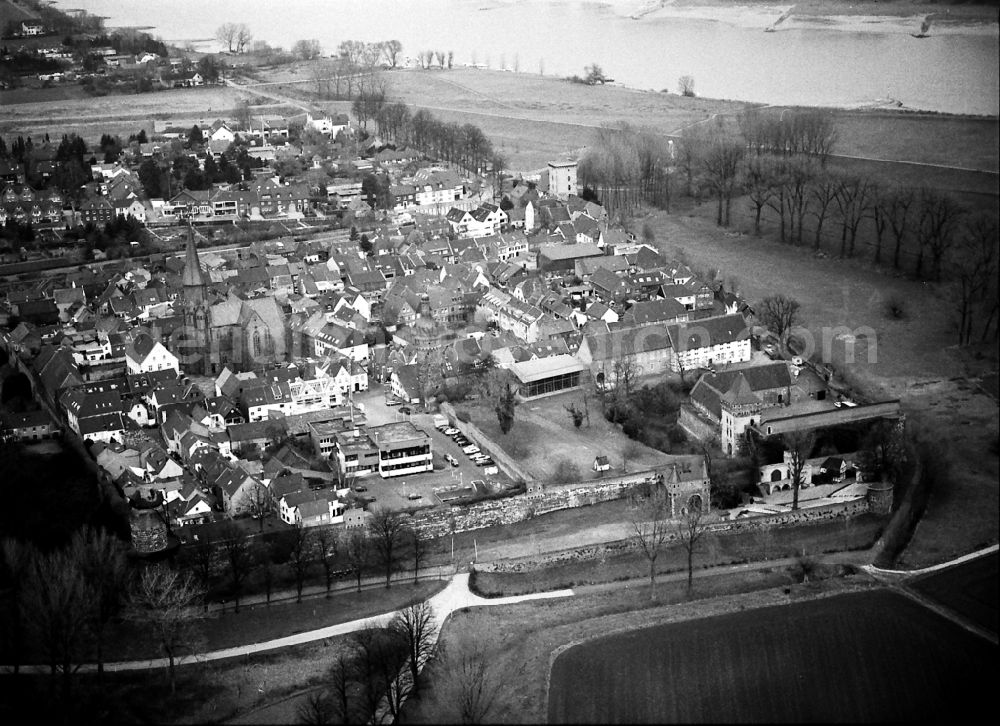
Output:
[60,0,999,116]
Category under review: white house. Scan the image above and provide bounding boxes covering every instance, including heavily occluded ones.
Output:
[125,333,180,375]
[665,314,751,373]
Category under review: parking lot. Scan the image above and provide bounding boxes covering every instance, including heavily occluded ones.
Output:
[349,385,509,512]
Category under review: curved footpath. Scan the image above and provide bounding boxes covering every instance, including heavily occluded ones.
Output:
[0,573,572,676]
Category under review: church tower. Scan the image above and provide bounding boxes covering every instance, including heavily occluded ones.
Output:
[178,222,210,374]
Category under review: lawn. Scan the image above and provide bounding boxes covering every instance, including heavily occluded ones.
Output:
[457,388,675,482]
[548,589,998,723]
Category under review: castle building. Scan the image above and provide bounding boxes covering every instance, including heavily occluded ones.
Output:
[662,459,711,518]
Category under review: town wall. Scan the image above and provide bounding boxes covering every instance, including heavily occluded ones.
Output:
[479,496,871,572]
[409,470,659,539]
[678,403,717,443]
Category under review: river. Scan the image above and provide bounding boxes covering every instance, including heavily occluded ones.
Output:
[59,0,999,116]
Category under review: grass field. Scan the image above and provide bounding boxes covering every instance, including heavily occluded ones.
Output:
[548,589,998,723]
[457,388,675,481]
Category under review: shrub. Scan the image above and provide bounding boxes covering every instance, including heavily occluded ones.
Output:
[884,294,907,320]
[550,459,580,484]
[455,410,471,423]
[668,424,687,444]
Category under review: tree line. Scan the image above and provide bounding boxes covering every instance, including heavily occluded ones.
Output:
[581,109,998,346]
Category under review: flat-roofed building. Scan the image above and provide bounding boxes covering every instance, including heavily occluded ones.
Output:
[508,354,586,399]
[334,428,380,478]
[368,421,433,478]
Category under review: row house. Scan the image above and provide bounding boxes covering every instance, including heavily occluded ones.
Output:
[476,287,544,343]
[251,179,311,216]
[665,314,752,372]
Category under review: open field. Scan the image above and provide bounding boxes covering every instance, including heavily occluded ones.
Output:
[911,551,999,634]
[647,210,999,567]
[0,85,251,145]
[548,589,998,723]
[406,569,877,724]
[455,388,675,481]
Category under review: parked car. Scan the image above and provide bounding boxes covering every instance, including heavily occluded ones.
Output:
[399,406,411,415]
[353,485,368,492]
[463,445,481,456]
[483,465,499,475]
[453,436,470,445]
[476,457,495,467]
[385,398,401,406]
[407,493,422,500]
[443,427,459,436]
[444,453,459,467]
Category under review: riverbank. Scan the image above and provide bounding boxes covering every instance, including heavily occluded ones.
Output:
[634,0,999,33]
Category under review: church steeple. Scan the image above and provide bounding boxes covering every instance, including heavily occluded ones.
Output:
[181,221,207,304]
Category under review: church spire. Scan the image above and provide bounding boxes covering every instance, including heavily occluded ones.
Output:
[181,221,206,290]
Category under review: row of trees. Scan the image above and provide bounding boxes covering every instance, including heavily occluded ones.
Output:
[178,509,427,613]
[0,527,205,700]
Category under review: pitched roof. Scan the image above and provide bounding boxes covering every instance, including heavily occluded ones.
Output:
[665,314,749,352]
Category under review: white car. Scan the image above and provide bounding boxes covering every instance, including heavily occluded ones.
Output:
[443,427,459,436]
[463,445,481,456]
[483,465,499,475]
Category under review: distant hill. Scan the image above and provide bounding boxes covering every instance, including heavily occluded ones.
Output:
[0,0,41,30]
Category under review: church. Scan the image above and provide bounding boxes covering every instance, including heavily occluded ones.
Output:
[174,226,287,375]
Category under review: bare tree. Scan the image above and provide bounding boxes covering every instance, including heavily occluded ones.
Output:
[885,186,916,270]
[255,539,277,605]
[756,294,801,346]
[235,24,253,54]
[381,39,403,68]
[314,527,338,598]
[783,430,816,510]
[629,485,671,598]
[352,627,410,724]
[127,565,207,695]
[247,480,272,533]
[678,75,695,96]
[702,131,745,227]
[808,171,841,250]
[284,525,314,603]
[833,175,874,257]
[432,629,523,724]
[180,532,214,609]
[23,546,91,701]
[951,213,1000,345]
[219,522,254,612]
[915,187,964,281]
[293,38,323,60]
[72,526,128,682]
[345,528,371,592]
[676,124,706,198]
[215,23,238,53]
[0,538,32,675]
[409,525,427,583]
[369,508,407,588]
[675,497,709,594]
[391,601,439,692]
[743,155,776,236]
